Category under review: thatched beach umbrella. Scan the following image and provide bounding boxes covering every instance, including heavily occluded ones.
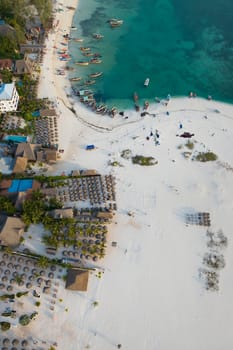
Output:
[10,278,16,284]
[4,269,10,275]
[0,260,6,266]
[7,285,13,291]
[48,272,54,279]
[7,262,13,268]
[3,338,10,346]
[2,276,8,282]
[21,339,28,346]
[40,270,45,276]
[26,282,32,289]
[12,339,19,346]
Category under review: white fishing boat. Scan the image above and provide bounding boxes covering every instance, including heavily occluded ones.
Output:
[144,78,150,87]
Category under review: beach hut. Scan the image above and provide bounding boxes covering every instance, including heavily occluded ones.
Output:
[65,268,89,291]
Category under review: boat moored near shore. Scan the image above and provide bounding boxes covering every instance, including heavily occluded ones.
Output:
[89,71,103,78]
[93,33,104,39]
[75,61,89,66]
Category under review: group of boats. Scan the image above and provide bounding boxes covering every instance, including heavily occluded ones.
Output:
[133,92,150,111]
[72,88,118,117]
[69,71,103,86]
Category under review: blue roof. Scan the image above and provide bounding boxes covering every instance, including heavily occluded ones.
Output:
[8,179,33,193]
[0,20,6,25]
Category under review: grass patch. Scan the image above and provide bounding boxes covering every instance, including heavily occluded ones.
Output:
[195,152,217,162]
[132,155,158,166]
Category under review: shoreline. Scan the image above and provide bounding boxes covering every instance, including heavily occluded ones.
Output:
[33,2,233,349]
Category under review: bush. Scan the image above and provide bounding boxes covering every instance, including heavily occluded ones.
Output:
[35,301,41,307]
[132,155,158,166]
[0,321,11,331]
[19,314,30,326]
[195,152,217,162]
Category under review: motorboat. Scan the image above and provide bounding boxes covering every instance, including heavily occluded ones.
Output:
[89,71,103,78]
[71,26,77,30]
[108,19,123,28]
[144,78,150,87]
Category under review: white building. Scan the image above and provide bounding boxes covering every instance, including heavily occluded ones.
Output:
[0,82,19,112]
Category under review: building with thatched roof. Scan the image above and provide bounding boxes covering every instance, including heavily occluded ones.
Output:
[65,269,89,291]
[0,59,13,71]
[14,55,34,75]
[81,169,98,176]
[15,142,37,161]
[50,208,74,219]
[71,170,80,176]
[45,149,57,164]
[13,156,28,174]
[0,215,25,247]
[39,109,56,117]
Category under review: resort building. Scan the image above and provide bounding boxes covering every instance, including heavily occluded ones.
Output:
[0,215,25,247]
[0,82,19,112]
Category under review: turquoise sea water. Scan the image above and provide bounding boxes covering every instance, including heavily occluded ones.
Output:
[69,0,233,108]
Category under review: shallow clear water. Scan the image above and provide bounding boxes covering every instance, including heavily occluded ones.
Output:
[69,0,233,108]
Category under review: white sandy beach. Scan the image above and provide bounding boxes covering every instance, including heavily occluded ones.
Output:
[29,0,233,349]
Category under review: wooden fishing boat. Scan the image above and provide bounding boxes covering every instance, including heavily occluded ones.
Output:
[75,61,89,66]
[90,58,102,64]
[109,107,117,117]
[108,18,123,28]
[93,33,104,39]
[73,38,84,42]
[133,92,138,102]
[96,104,107,113]
[85,79,96,86]
[89,71,103,78]
[69,77,82,81]
[144,101,149,110]
[80,47,91,52]
[82,52,94,57]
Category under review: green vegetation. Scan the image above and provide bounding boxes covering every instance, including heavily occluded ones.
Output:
[0,321,11,331]
[195,152,218,162]
[37,255,49,268]
[35,301,41,307]
[0,195,16,215]
[109,161,123,167]
[0,293,15,301]
[132,155,158,166]
[16,291,28,298]
[19,314,30,326]
[92,301,99,307]
[185,140,194,150]
[22,190,47,225]
[0,36,20,59]
[121,149,132,159]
